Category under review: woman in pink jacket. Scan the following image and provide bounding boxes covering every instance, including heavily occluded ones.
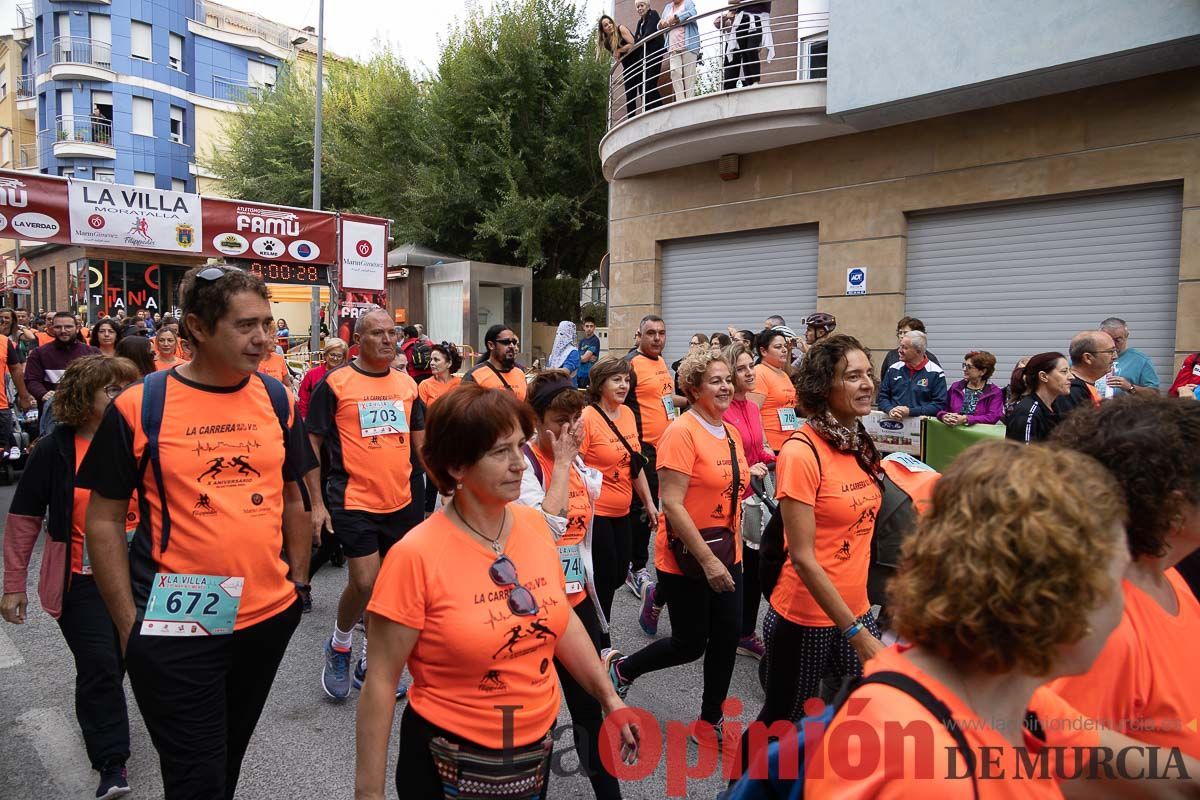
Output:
[937,350,1005,426]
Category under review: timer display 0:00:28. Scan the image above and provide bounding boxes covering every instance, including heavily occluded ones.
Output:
[248,262,322,283]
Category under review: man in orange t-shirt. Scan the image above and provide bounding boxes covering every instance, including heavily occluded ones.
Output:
[77,265,315,799]
[306,309,426,701]
[621,314,689,600]
[462,324,527,400]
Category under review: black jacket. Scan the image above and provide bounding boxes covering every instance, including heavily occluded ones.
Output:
[1004,395,1060,443]
[1053,376,1097,418]
[11,422,78,545]
[634,9,664,57]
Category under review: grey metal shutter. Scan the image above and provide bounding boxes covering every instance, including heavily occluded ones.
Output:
[661,226,818,365]
[905,186,1182,384]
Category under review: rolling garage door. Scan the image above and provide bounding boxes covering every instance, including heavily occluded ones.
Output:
[905,186,1182,383]
[661,226,818,365]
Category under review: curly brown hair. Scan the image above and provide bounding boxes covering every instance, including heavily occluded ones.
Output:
[964,350,997,381]
[52,355,141,428]
[1052,395,1200,559]
[586,355,631,403]
[792,334,872,417]
[889,440,1126,676]
[676,349,728,402]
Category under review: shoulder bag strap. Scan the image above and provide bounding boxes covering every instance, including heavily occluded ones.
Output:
[485,361,513,391]
[723,423,741,525]
[590,403,640,461]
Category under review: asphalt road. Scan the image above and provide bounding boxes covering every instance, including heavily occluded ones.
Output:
[0,481,769,799]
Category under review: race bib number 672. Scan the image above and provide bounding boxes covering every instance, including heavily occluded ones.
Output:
[140,573,242,637]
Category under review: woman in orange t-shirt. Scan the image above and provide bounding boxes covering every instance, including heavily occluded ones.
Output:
[1049,397,1200,760]
[152,328,181,371]
[416,343,463,515]
[357,384,637,800]
[1,355,141,797]
[753,327,799,452]
[802,442,1199,798]
[608,350,751,732]
[578,356,657,641]
[518,369,626,799]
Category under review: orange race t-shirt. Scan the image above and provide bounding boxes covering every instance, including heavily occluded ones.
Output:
[579,404,642,517]
[653,412,749,576]
[1049,568,1200,759]
[76,370,316,630]
[624,352,676,448]
[771,426,882,626]
[153,356,179,372]
[0,335,19,411]
[305,362,425,513]
[34,331,53,346]
[807,645,1101,799]
[71,434,139,575]
[417,375,462,410]
[367,504,569,749]
[259,352,292,387]
[526,445,593,606]
[463,361,528,401]
[754,363,799,452]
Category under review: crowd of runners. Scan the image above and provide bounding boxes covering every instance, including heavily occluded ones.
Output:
[1,264,1199,799]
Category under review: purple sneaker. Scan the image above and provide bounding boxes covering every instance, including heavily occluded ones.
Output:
[639,582,662,636]
[737,634,766,660]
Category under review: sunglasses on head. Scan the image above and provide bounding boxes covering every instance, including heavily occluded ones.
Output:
[196,266,236,282]
[489,554,539,616]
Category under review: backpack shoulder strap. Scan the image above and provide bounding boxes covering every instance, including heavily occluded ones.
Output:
[856,671,980,799]
[521,442,544,487]
[256,372,291,442]
[140,370,173,553]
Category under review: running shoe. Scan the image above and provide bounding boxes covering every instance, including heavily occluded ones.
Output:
[352,658,410,699]
[6,446,19,461]
[623,567,640,597]
[638,583,662,636]
[737,634,766,660]
[605,651,632,699]
[322,638,352,700]
[626,567,652,599]
[95,763,131,799]
[689,718,724,750]
[298,584,312,614]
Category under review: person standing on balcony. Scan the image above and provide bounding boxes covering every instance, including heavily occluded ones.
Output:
[659,0,700,101]
[634,1,664,111]
[598,16,642,121]
[716,0,775,90]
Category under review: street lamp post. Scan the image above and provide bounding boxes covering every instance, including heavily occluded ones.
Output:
[308,0,325,356]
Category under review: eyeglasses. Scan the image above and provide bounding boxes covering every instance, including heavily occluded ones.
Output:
[103,384,124,400]
[961,363,978,370]
[494,338,520,347]
[1089,348,1118,356]
[489,554,540,616]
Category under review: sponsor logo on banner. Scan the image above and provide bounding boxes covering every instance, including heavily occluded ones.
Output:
[288,239,320,261]
[236,206,299,237]
[69,180,203,252]
[12,212,61,238]
[252,236,285,258]
[213,232,249,255]
[0,212,7,231]
[340,217,388,292]
[0,176,30,208]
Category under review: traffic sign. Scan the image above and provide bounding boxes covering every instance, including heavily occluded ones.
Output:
[13,258,32,275]
[11,259,32,295]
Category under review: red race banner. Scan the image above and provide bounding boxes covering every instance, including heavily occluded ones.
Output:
[201,197,338,265]
[0,171,72,245]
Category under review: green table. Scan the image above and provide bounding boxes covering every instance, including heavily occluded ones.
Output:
[922,418,1006,472]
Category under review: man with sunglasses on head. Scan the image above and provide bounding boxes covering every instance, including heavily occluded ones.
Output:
[77,265,316,800]
[305,308,426,701]
[25,310,98,435]
[463,324,528,401]
[1054,330,1119,417]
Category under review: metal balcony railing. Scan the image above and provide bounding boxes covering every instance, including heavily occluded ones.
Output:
[605,3,829,129]
[52,36,114,70]
[17,143,36,169]
[211,75,263,104]
[15,4,33,29]
[55,115,114,148]
[192,0,293,50]
[16,74,34,99]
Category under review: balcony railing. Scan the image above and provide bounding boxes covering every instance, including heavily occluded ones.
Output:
[192,0,292,50]
[15,4,33,29]
[55,115,114,148]
[605,3,829,129]
[17,143,36,169]
[211,75,263,104]
[16,74,34,99]
[52,36,113,70]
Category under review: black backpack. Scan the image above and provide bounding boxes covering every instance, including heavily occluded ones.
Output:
[758,434,924,607]
[410,339,433,371]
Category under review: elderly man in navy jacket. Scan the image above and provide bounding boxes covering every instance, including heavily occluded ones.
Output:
[878,330,947,419]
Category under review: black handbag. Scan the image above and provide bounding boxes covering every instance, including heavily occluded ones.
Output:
[668,426,741,579]
[590,403,648,480]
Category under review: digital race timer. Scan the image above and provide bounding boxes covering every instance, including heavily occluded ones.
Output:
[238,260,329,286]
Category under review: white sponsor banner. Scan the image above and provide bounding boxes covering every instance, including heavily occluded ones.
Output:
[68,180,203,253]
[861,410,923,455]
[339,217,387,292]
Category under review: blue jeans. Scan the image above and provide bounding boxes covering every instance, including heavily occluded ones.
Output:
[39,397,56,437]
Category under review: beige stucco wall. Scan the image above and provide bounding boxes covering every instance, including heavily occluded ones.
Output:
[607,67,1200,369]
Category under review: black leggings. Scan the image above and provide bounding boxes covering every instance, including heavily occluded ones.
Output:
[741,546,761,638]
[555,594,621,799]
[397,705,552,799]
[619,565,742,724]
[628,445,658,573]
[591,513,633,647]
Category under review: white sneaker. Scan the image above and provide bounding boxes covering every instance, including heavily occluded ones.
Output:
[6,446,18,460]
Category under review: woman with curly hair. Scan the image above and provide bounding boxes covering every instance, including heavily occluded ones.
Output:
[1,355,141,798]
[806,440,1200,795]
[1051,396,1200,759]
[739,335,883,771]
[607,349,750,737]
[937,350,1004,426]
